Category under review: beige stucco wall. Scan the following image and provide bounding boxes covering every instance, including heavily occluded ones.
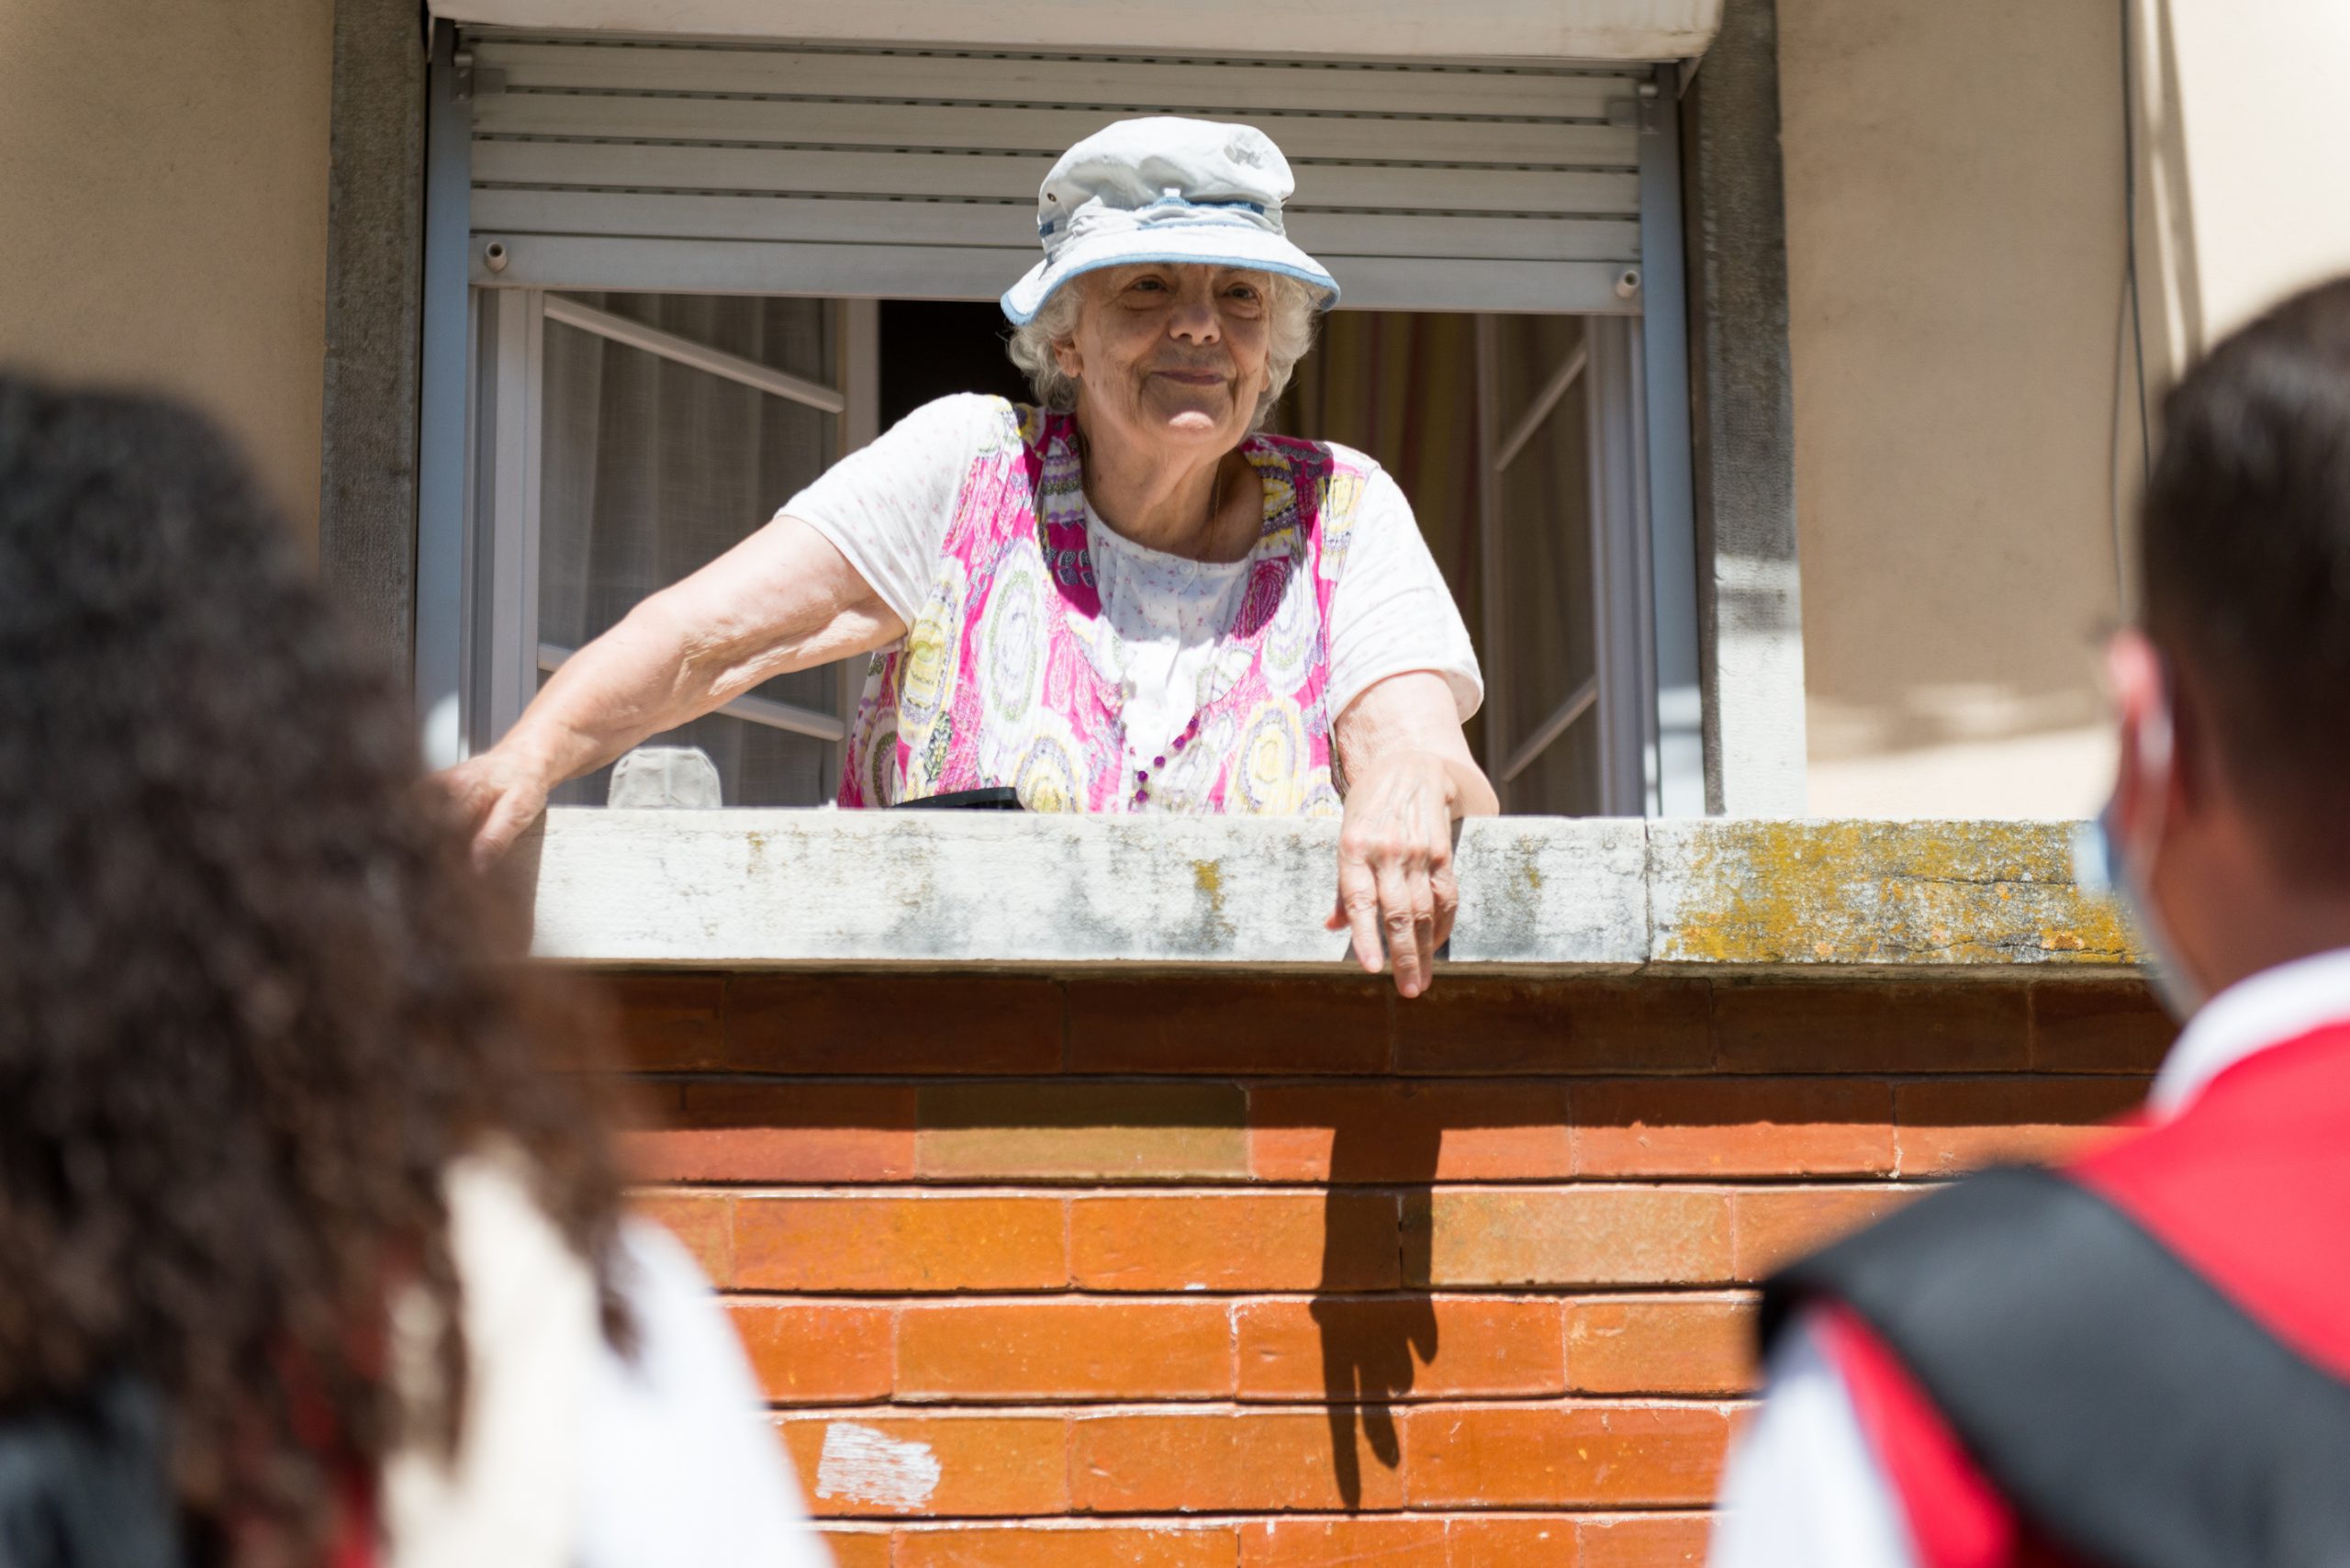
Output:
[1780,0,2350,818]
[1779,0,2127,818]
[2152,2,2350,347]
[0,0,333,543]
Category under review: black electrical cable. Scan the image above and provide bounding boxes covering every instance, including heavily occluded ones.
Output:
[2111,0,2154,620]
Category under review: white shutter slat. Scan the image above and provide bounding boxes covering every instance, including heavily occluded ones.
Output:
[476,189,1642,263]
[487,235,1046,297]
[465,34,1650,310]
[468,39,1641,120]
[435,0,1722,63]
[475,142,1640,216]
[473,94,1640,168]
[487,235,1636,314]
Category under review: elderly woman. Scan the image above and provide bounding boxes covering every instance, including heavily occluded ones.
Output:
[447,118,1496,996]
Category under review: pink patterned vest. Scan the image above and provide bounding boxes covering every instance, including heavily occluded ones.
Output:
[839,401,1362,815]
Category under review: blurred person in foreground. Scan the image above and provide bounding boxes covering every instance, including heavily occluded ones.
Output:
[1710,277,2350,1568]
[0,375,827,1568]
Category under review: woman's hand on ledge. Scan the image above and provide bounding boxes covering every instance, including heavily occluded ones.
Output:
[1329,748,1460,997]
[1329,674,1500,998]
[439,746,553,870]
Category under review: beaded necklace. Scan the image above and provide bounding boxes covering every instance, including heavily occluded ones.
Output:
[1072,431,1241,811]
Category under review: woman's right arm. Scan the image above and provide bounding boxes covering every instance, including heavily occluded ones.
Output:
[441,515,905,867]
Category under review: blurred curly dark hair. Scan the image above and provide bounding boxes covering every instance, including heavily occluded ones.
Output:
[0,375,630,1558]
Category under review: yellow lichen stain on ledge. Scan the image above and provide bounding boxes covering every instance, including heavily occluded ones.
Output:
[1190,857,1236,945]
[1654,821,2142,968]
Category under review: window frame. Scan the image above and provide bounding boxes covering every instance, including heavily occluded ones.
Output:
[1473,313,1653,815]
[414,34,1703,816]
[464,287,878,792]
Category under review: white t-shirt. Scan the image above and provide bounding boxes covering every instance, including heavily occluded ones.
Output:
[784,395,1482,766]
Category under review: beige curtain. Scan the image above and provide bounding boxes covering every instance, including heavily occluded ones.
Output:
[1281,311,1603,813]
[1280,312,1488,764]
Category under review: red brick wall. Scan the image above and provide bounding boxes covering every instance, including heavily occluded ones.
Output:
[605,971,2173,1567]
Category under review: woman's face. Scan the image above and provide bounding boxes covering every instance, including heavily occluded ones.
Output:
[1055,263,1273,460]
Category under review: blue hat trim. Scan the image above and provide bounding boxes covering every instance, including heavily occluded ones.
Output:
[1036,195,1270,240]
[999,250,1339,326]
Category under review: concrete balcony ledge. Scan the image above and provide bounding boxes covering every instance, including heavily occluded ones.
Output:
[521,808,2142,975]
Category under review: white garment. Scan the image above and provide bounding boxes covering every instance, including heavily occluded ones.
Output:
[383,1153,597,1568]
[384,1155,828,1568]
[2147,945,2350,1116]
[1707,1320,1920,1568]
[576,1222,833,1568]
[785,394,1483,768]
[1707,946,2350,1568]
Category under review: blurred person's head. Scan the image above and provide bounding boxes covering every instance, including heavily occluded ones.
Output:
[2102,275,2350,1007]
[0,377,628,1555]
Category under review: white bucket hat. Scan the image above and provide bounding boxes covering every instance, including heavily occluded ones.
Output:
[1001,117,1341,326]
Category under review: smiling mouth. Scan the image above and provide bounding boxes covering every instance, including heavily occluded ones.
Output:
[1152,369,1226,386]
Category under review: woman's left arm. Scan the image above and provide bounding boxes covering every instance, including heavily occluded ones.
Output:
[1328,672,1500,998]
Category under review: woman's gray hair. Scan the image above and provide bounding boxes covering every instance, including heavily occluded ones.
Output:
[1005,270,1321,429]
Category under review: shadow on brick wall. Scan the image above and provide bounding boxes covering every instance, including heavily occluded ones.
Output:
[1313,1113,1440,1507]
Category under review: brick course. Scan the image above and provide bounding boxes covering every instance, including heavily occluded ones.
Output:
[606,969,2168,1564]
[1071,1193,1402,1292]
[898,1301,1235,1401]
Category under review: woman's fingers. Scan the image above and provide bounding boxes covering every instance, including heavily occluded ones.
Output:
[1372,854,1418,993]
[1333,841,1386,975]
[1429,844,1461,955]
[474,790,537,870]
[1375,849,1439,998]
[430,755,546,870]
[1333,755,1460,996]
[431,762,497,864]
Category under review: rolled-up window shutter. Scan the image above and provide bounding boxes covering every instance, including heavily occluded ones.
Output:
[435,1,1721,61]
[464,36,1650,312]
